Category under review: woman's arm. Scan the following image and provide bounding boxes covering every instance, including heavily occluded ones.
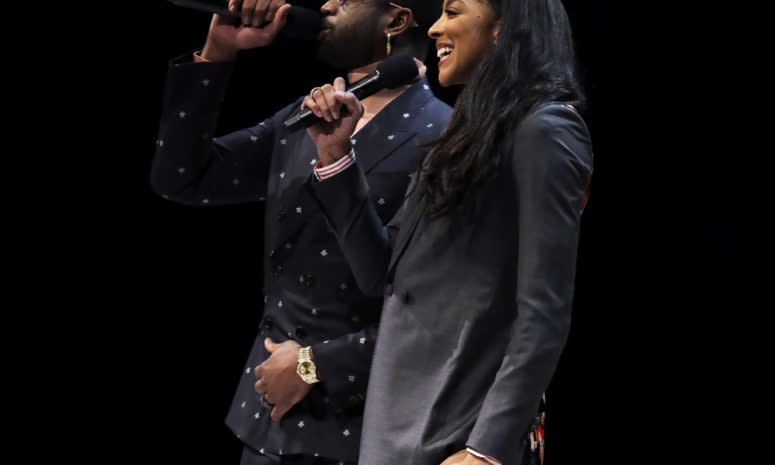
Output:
[466,104,594,464]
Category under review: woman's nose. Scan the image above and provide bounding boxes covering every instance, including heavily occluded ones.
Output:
[428,18,444,39]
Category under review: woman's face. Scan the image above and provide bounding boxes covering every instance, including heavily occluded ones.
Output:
[428,0,500,87]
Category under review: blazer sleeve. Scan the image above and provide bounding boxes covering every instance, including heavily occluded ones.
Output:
[308,320,378,411]
[466,104,594,464]
[304,162,411,409]
[150,53,289,206]
[302,161,410,409]
[306,161,405,296]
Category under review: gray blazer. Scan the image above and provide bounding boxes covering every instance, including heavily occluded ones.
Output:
[308,103,593,465]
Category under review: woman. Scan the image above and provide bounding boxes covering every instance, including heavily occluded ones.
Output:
[301,0,592,464]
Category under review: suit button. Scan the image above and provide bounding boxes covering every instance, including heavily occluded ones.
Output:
[278,209,287,221]
[384,283,393,296]
[295,325,306,339]
[264,318,273,330]
[402,291,414,305]
[297,274,314,288]
[272,264,284,277]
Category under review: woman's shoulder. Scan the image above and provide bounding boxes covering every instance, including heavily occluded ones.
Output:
[514,102,590,141]
[506,101,593,169]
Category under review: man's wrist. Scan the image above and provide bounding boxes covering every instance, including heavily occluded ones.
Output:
[200,38,238,63]
[318,142,353,167]
[297,346,321,383]
[314,149,356,181]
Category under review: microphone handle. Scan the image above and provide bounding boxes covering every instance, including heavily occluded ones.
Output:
[169,1,312,22]
[168,1,321,40]
[284,73,384,131]
[170,0,238,17]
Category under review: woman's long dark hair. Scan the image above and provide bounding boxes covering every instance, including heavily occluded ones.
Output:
[419,0,585,218]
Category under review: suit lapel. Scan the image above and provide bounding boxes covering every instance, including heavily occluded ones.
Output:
[272,76,435,253]
[352,76,434,174]
[387,188,427,276]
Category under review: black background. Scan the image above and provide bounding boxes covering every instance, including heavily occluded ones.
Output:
[10,1,746,464]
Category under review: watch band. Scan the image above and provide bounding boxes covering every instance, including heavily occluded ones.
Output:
[298,346,320,384]
[299,346,313,364]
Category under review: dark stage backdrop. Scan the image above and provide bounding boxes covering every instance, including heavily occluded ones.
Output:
[13,1,744,464]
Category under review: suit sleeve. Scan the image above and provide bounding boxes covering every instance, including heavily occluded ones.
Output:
[309,321,379,411]
[306,160,405,296]
[466,105,593,464]
[150,53,286,206]
[305,163,407,410]
[305,101,447,410]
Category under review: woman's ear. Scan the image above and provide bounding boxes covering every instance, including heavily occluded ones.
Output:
[492,19,501,43]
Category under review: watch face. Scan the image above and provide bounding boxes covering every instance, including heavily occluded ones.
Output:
[298,362,314,376]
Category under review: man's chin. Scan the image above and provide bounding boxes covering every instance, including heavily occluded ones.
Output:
[316,42,371,71]
[315,45,339,69]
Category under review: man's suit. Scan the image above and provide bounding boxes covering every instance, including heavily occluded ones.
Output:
[150,52,452,463]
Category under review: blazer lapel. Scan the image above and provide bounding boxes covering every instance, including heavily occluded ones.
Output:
[387,188,427,276]
[353,76,435,174]
[272,76,435,254]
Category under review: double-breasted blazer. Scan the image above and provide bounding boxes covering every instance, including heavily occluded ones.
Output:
[150,52,452,462]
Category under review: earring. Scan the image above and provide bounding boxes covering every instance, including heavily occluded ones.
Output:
[386,32,392,55]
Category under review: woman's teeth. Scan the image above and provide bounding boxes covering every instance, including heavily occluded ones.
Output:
[437,47,454,59]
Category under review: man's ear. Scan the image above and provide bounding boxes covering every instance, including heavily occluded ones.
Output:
[386,7,414,37]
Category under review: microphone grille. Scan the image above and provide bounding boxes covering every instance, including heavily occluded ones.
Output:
[377,52,420,90]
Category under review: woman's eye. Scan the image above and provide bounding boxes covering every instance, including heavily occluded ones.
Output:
[445,9,458,17]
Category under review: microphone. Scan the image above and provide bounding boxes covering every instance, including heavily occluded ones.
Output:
[167,0,321,41]
[284,51,420,131]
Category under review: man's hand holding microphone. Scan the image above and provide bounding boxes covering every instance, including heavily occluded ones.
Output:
[201,0,291,62]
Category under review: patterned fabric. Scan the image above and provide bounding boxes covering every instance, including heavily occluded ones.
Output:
[151,52,452,463]
[240,445,356,465]
[526,395,547,465]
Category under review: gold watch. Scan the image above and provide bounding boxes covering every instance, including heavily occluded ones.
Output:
[297,346,320,384]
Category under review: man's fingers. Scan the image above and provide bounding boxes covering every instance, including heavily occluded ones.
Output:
[265,0,285,23]
[264,3,291,35]
[334,91,363,119]
[333,77,347,93]
[254,364,263,380]
[241,0,257,25]
[271,403,289,422]
[254,378,266,394]
[312,86,334,122]
[321,85,340,120]
[302,96,324,119]
[253,0,272,27]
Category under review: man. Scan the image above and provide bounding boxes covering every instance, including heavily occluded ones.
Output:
[149,1,450,464]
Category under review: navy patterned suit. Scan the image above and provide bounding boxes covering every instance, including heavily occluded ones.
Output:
[149,52,452,463]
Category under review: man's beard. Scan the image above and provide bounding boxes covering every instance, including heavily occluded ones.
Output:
[316,28,379,71]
